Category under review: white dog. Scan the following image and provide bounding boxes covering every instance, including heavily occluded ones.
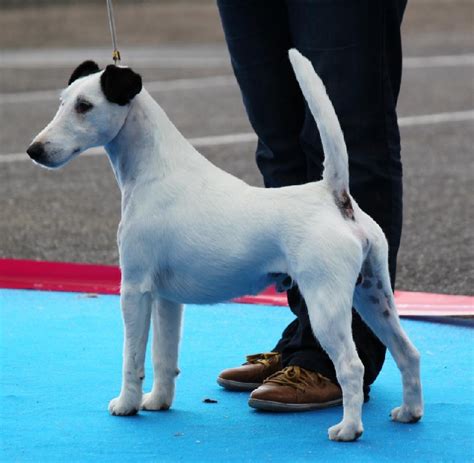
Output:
[27,49,423,441]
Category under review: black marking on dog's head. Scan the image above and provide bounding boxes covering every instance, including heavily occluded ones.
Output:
[100,65,142,106]
[383,309,390,318]
[68,60,101,85]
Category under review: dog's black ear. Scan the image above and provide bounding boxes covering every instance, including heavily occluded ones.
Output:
[100,65,142,106]
[68,60,101,85]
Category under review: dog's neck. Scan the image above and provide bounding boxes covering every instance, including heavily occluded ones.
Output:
[105,90,207,197]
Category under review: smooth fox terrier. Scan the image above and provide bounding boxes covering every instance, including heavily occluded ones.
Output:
[27,49,423,441]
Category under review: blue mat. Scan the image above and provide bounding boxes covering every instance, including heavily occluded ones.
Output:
[1,289,473,462]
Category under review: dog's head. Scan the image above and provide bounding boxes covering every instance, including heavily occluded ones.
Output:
[26,61,142,168]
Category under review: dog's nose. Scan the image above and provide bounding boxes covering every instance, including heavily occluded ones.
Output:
[27,142,45,161]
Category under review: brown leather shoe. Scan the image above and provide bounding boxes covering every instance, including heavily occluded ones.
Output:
[248,365,342,411]
[217,352,282,391]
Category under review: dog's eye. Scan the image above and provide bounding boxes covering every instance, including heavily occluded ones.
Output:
[75,99,94,114]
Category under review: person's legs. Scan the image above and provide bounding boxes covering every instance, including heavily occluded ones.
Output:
[276,0,408,387]
[217,0,407,393]
[216,0,308,188]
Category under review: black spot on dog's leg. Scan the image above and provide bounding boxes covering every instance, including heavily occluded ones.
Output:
[377,280,383,290]
[362,261,374,278]
[383,310,390,318]
[356,274,363,285]
[369,296,380,304]
[362,279,373,289]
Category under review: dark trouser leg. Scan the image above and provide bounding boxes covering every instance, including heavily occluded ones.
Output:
[217,0,407,388]
[275,0,407,387]
[217,0,308,187]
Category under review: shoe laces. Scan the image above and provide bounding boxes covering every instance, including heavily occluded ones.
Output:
[263,366,330,391]
[245,352,280,368]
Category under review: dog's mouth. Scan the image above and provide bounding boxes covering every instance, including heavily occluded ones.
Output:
[30,150,68,169]
[28,145,82,169]
[31,157,63,169]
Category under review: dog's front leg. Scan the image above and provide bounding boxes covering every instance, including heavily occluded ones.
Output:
[142,298,183,411]
[109,288,152,416]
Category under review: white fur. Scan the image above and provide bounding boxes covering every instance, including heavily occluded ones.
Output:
[29,49,423,441]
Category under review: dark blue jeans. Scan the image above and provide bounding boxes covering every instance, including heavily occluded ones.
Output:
[217,0,407,388]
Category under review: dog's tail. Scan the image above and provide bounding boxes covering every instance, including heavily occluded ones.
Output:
[288,49,349,195]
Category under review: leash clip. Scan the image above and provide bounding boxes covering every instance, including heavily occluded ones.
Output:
[112,49,121,65]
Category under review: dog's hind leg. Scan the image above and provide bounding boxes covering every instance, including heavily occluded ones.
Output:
[297,255,365,441]
[141,298,184,411]
[354,239,423,424]
[109,287,152,416]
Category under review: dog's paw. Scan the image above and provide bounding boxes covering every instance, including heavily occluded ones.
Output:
[108,396,140,416]
[141,391,173,411]
[328,420,363,442]
[390,405,423,423]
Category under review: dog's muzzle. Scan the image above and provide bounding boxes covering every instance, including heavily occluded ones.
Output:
[27,142,46,162]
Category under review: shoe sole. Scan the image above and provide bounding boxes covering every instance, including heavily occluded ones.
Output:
[248,397,343,412]
[217,377,262,391]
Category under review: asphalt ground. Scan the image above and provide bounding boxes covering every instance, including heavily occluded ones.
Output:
[0,1,473,295]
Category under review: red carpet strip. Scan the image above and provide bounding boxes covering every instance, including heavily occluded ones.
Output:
[1,258,472,317]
